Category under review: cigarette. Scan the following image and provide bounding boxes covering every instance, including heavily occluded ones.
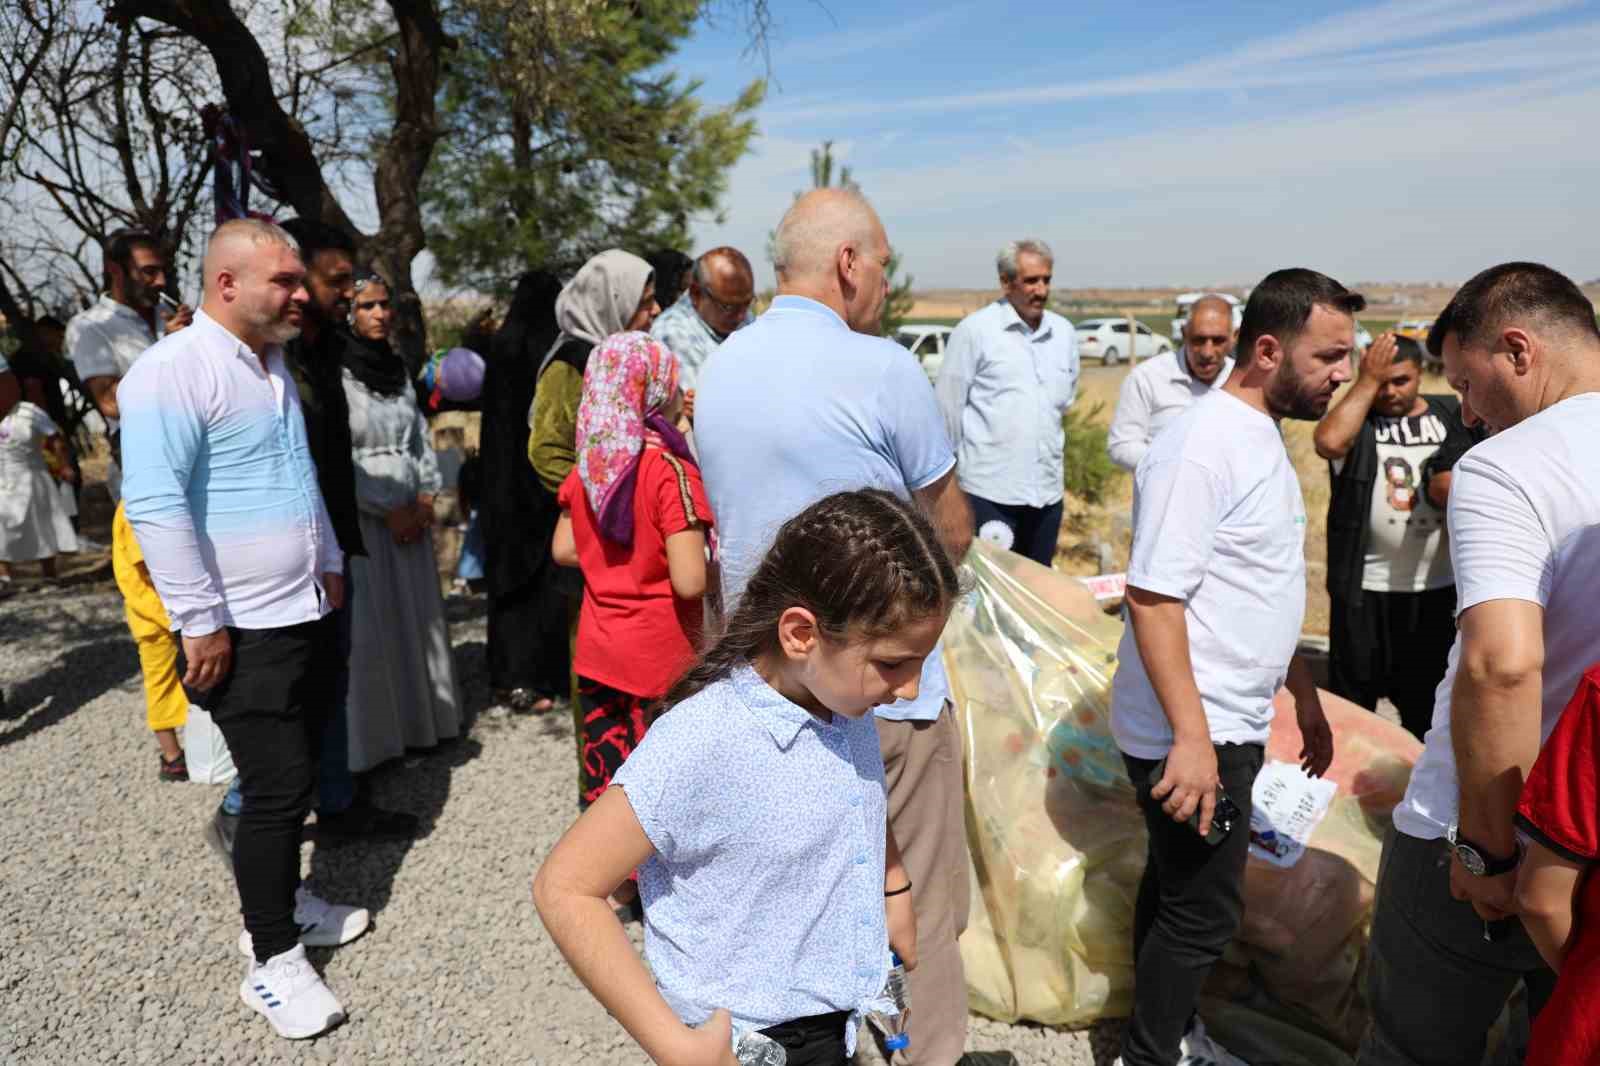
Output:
[158,292,180,311]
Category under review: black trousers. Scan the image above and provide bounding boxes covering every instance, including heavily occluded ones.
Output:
[1120,744,1264,1066]
[758,1009,851,1066]
[195,618,338,964]
[966,492,1065,568]
[1328,586,1456,741]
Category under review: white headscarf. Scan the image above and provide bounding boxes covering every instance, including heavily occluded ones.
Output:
[539,249,653,373]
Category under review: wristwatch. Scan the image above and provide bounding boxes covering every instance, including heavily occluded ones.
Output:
[1446,823,1521,877]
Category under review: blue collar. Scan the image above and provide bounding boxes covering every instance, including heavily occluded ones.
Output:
[767,294,848,331]
[730,665,832,749]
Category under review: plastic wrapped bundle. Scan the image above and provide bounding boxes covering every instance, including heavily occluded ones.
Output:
[946,542,1423,1059]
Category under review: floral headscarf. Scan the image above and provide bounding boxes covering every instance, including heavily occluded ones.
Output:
[575,331,694,545]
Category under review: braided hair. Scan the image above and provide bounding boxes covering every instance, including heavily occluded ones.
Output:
[667,489,960,706]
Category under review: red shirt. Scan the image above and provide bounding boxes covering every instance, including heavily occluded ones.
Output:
[1517,664,1600,1066]
[558,448,714,699]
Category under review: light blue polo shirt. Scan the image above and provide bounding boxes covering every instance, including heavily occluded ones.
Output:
[695,295,956,722]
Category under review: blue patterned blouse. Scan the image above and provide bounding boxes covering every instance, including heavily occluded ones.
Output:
[613,664,890,1052]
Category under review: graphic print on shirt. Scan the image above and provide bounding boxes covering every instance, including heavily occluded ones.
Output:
[1364,411,1451,593]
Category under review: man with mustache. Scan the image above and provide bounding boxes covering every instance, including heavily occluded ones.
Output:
[1108,294,1236,472]
[1109,268,1355,1066]
[935,238,1078,566]
[120,219,368,1040]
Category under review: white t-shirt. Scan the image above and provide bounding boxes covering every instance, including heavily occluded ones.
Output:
[1394,392,1600,840]
[65,294,160,501]
[1111,389,1307,759]
[1332,410,1453,592]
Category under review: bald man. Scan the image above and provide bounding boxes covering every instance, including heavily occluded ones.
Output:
[695,187,977,1065]
[1107,294,1236,472]
[120,219,368,1041]
[649,246,755,390]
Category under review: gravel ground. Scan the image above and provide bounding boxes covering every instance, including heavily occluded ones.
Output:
[0,572,1119,1065]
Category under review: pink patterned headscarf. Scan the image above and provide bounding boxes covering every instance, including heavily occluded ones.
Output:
[575,331,693,545]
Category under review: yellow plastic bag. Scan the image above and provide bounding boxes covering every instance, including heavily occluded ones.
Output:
[946,543,1422,1057]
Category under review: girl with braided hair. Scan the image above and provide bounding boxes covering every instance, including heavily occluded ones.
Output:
[535,488,960,1066]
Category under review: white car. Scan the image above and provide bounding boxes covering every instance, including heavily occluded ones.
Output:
[1074,318,1171,366]
[894,324,953,382]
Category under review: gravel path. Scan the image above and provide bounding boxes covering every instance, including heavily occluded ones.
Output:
[0,574,1119,1065]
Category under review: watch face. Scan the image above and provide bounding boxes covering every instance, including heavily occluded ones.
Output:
[1459,845,1487,877]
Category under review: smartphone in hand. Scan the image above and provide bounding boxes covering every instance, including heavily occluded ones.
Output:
[1148,758,1241,846]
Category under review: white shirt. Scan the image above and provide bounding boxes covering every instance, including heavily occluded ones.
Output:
[1393,392,1600,840]
[1111,390,1307,759]
[65,294,162,500]
[1106,348,1234,472]
[117,310,342,638]
[65,294,160,417]
[934,300,1078,508]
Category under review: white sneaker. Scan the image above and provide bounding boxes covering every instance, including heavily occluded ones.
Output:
[239,886,370,957]
[1179,1017,1249,1066]
[239,943,345,1039]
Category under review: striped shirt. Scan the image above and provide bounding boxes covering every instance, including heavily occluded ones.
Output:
[118,309,342,638]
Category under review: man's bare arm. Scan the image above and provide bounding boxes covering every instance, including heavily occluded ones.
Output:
[912,468,973,563]
[1126,586,1221,834]
[86,375,119,420]
[1453,598,1545,858]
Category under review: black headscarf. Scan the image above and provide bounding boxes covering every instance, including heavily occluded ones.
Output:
[480,270,564,598]
[646,249,693,312]
[340,328,410,397]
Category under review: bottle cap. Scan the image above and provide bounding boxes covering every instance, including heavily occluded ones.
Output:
[885,1034,910,1050]
[889,951,903,967]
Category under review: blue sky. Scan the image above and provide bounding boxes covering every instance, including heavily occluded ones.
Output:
[672,0,1600,289]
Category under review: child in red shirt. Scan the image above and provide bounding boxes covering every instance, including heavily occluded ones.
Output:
[553,332,712,829]
[1515,663,1600,1066]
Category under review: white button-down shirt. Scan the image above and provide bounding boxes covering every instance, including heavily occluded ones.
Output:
[118,310,342,637]
[1106,347,1235,472]
[934,299,1078,508]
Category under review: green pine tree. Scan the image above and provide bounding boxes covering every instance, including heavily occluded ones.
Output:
[424,0,763,293]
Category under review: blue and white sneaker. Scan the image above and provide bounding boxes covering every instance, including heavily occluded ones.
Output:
[239,943,345,1039]
[238,887,370,957]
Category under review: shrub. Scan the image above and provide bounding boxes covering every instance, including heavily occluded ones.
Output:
[1063,401,1125,505]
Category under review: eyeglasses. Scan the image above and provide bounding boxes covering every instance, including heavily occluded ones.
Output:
[696,287,752,317]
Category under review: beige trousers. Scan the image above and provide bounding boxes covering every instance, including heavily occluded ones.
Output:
[877,704,971,1065]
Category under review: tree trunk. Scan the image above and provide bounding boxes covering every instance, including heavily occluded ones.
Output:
[109,0,447,369]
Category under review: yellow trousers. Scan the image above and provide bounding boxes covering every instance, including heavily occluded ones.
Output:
[111,505,187,733]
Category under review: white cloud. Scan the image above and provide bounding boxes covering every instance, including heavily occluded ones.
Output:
[760,0,1596,126]
[694,68,1600,287]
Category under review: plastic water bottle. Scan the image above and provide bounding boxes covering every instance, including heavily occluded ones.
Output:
[868,951,911,1056]
[734,1029,787,1065]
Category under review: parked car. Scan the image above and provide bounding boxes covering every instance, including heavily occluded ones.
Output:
[894,324,954,382]
[1075,317,1170,366]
